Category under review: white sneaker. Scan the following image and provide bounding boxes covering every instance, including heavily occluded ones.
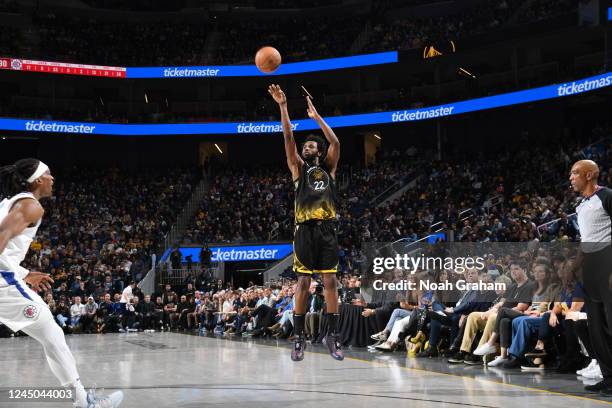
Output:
[473,343,497,356]
[577,359,597,375]
[367,340,384,350]
[371,331,388,341]
[582,364,603,379]
[375,342,394,351]
[75,389,123,408]
[487,356,507,367]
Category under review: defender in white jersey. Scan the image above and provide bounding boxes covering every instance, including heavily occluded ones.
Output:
[0,158,123,408]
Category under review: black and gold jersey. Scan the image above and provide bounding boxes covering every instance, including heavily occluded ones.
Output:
[294,162,337,224]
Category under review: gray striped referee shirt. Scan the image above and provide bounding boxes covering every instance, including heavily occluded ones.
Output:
[576,186,612,253]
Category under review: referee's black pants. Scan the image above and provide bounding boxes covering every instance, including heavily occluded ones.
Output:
[583,248,612,380]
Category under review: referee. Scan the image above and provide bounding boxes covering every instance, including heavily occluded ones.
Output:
[571,159,612,395]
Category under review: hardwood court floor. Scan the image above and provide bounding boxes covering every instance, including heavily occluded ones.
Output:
[1,331,611,408]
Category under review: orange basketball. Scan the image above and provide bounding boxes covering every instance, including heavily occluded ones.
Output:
[255,46,282,74]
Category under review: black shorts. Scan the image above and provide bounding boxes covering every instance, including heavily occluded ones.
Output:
[582,246,612,302]
[293,221,338,275]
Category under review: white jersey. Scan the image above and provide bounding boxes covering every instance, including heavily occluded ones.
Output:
[120,285,133,304]
[0,192,46,333]
[0,192,41,282]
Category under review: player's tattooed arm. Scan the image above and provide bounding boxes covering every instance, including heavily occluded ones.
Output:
[269,84,303,181]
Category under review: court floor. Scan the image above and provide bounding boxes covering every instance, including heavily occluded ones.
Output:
[0,332,611,408]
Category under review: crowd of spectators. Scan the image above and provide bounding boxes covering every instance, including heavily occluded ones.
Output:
[0,0,589,126]
[0,26,19,56]
[364,0,524,53]
[1,124,610,392]
[182,166,292,244]
[363,0,578,54]
[363,251,595,375]
[515,0,577,24]
[0,0,18,12]
[241,0,342,9]
[0,166,200,336]
[0,0,579,67]
[213,15,366,64]
[33,14,210,66]
[182,129,609,271]
[80,0,187,11]
[182,155,420,246]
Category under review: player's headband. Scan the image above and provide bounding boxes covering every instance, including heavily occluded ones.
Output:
[27,161,49,183]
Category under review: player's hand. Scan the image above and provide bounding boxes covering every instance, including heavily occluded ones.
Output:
[306,96,320,119]
[268,84,287,105]
[24,271,54,292]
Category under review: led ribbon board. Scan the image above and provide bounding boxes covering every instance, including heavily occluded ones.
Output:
[0,73,609,136]
[162,244,294,263]
[0,52,398,78]
[127,52,399,78]
[0,58,126,77]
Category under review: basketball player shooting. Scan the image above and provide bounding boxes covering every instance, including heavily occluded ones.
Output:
[0,159,123,408]
[268,84,343,362]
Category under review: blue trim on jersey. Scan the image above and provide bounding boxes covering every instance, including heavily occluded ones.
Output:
[0,271,33,301]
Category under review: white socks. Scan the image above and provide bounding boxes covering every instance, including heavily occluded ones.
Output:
[70,378,88,407]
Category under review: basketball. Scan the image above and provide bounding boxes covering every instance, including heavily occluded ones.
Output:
[255,46,282,73]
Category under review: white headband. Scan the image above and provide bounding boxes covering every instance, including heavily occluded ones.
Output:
[26,161,49,184]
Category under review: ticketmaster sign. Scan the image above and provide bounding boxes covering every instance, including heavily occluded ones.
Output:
[163,244,293,263]
[1,73,610,136]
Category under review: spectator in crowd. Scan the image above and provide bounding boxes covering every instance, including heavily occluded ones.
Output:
[471,260,537,366]
[97,293,115,333]
[163,293,178,330]
[171,248,182,270]
[80,296,98,334]
[418,268,494,357]
[54,299,70,330]
[305,284,324,340]
[69,296,85,330]
[447,275,512,365]
[178,295,195,331]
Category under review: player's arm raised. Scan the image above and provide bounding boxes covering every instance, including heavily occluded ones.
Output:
[269,84,303,180]
[306,96,339,178]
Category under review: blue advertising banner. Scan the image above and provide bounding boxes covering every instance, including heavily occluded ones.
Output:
[163,244,293,263]
[126,52,398,78]
[1,73,610,136]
